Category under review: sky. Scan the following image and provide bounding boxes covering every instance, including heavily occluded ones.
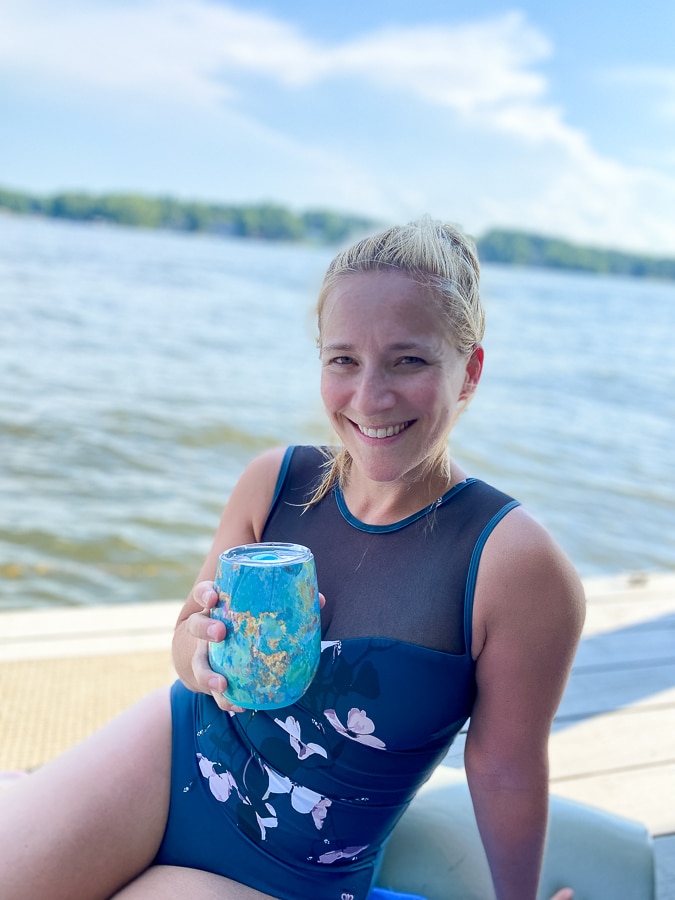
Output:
[1,0,675,255]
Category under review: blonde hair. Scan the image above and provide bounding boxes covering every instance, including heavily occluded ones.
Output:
[310,216,485,506]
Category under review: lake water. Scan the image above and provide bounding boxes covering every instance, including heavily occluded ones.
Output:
[1,214,674,612]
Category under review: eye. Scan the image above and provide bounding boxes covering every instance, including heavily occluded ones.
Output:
[324,355,354,366]
[398,356,427,366]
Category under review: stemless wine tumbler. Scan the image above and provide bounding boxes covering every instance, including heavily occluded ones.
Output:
[208,542,321,709]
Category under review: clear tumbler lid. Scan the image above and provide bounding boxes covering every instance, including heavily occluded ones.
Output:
[219,542,313,566]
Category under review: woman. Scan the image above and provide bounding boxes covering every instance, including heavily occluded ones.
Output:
[0,218,583,900]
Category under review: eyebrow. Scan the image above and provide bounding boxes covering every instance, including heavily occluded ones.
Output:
[321,341,435,353]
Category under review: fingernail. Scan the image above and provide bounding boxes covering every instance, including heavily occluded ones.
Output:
[208,676,222,691]
[207,624,221,640]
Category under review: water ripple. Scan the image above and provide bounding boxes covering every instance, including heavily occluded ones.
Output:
[1,217,674,610]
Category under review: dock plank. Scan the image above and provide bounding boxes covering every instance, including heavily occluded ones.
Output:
[557,664,675,719]
[549,705,675,776]
[573,618,675,666]
[0,650,175,771]
[0,601,181,661]
[550,761,675,838]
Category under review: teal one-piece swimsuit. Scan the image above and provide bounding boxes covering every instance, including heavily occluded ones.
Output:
[154,446,519,900]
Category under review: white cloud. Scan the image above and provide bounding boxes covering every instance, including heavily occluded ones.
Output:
[523,164,675,253]
[0,2,554,131]
[0,0,319,107]
[0,1,604,149]
[324,14,551,113]
[0,2,641,165]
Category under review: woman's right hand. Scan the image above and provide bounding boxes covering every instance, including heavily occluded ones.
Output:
[184,580,245,713]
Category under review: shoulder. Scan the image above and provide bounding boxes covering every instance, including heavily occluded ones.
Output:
[471,504,585,658]
[236,444,325,491]
[189,446,295,585]
[218,446,289,540]
[233,445,291,502]
[239,445,290,484]
[231,445,328,534]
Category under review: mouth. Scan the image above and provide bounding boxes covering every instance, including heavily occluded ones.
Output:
[356,421,413,439]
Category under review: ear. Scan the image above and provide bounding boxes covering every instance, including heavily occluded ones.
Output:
[459,343,484,401]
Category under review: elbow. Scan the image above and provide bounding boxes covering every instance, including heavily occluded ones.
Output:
[464,730,549,793]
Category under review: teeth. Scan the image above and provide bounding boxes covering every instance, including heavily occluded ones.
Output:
[358,422,409,439]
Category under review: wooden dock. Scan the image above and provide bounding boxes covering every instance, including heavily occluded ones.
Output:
[1,572,674,896]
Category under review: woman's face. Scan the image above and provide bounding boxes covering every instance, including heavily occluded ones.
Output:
[319,270,482,487]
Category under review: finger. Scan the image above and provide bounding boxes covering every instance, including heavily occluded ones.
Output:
[191,642,244,713]
[192,643,224,692]
[318,592,326,609]
[186,609,226,643]
[210,688,245,714]
[191,581,219,610]
[201,665,244,714]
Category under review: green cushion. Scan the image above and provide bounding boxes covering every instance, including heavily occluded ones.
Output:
[377,766,656,900]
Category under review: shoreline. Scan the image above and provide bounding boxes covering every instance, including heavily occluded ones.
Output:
[3,203,675,281]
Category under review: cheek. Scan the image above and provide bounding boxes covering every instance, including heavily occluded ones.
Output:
[413,375,451,407]
[320,374,343,411]
[420,380,460,426]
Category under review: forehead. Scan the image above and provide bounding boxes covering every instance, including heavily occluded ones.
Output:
[320,270,443,334]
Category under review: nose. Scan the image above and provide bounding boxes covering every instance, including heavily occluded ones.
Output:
[351,366,396,416]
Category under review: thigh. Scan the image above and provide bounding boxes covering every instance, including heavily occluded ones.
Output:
[113,865,278,899]
[0,685,172,900]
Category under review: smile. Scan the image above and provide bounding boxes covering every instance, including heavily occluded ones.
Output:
[357,421,412,439]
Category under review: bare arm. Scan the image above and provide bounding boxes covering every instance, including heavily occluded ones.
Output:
[465,507,585,900]
[172,446,287,707]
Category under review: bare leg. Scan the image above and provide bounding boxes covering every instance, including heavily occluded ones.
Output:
[113,865,278,899]
[0,686,172,900]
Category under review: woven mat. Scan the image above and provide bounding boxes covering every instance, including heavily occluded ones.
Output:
[0,651,175,770]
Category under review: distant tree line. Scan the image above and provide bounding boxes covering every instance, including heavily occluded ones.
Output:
[2,185,674,280]
[0,186,375,245]
[476,228,675,281]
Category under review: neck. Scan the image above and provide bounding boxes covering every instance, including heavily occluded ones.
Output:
[341,463,458,526]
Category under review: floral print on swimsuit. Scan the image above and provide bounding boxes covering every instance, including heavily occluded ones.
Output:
[192,640,389,864]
